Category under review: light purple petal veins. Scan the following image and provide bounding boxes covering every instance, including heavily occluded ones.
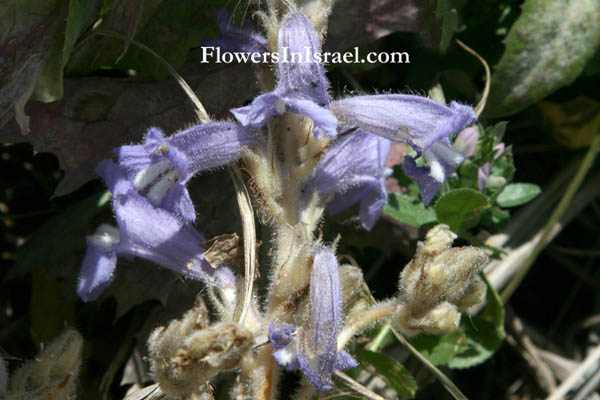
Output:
[298,244,356,392]
[230,13,338,138]
[268,246,357,391]
[332,95,477,150]
[314,129,392,230]
[116,124,260,221]
[276,13,331,109]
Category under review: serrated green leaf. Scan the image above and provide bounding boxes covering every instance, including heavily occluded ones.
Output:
[485,0,600,117]
[410,330,468,366]
[497,183,541,207]
[354,349,417,398]
[435,188,489,232]
[384,193,437,227]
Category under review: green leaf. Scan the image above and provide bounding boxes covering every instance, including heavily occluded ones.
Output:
[434,188,489,232]
[481,273,506,340]
[9,191,111,278]
[436,0,459,52]
[485,0,600,117]
[66,0,219,79]
[497,183,541,207]
[448,275,506,369]
[384,193,437,227]
[410,330,468,366]
[354,349,417,398]
[63,0,102,65]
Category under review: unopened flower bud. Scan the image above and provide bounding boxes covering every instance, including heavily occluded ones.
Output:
[423,224,457,254]
[452,275,487,313]
[148,300,253,398]
[396,302,461,336]
[484,176,506,189]
[397,225,488,336]
[8,329,82,399]
[339,264,364,305]
[400,225,488,308]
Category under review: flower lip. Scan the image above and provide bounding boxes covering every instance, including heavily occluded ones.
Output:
[230,13,338,138]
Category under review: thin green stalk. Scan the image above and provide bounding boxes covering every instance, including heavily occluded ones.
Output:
[389,326,469,400]
[501,133,600,302]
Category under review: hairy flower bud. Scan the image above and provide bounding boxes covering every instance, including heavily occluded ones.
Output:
[396,225,488,336]
[339,264,364,304]
[396,302,461,336]
[148,298,253,398]
[7,329,82,400]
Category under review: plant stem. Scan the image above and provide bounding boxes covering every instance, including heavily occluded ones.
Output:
[337,300,397,350]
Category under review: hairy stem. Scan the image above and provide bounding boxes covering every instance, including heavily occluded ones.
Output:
[337,299,398,350]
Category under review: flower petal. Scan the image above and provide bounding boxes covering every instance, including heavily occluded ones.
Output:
[116,124,259,221]
[230,13,338,137]
[403,140,464,204]
[477,163,490,190]
[269,323,301,370]
[314,129,391,230]
[276,14,330,110]
[77,224,119,302]
[297,245,352,392]
[230,92,282,130]
[113,191,211,281]
[332,95,477,150]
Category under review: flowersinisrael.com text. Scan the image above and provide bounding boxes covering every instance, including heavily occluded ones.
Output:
[200,46,410,64]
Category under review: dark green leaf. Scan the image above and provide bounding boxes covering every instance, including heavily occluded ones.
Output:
[410,330,468,366]
[354,348,417,397]
[485,0,600,117]
[436,1,458,52]
[434,188,489,232]
[481,273,506,340]
[9,191,110,278]
[447,275,506,369]
[497,183,541,207]
[384,193,437,227]
[63,0,103,65]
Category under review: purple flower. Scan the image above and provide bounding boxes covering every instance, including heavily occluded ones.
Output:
[453,126,479,158]
[117,123,259,222]
[205,10,269,55]
[269,245,357,392]
[231,13,338,138]
[77,160,232,302]
[312,129,392,230]
[332,95,476,205]
[332,96,476,152]
[477,143,505,190]
[403,138,465,205]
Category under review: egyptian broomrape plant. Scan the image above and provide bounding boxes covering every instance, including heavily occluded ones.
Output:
[77,1,489,398]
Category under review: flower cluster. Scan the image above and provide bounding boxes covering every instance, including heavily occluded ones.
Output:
[78,6,484,398]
